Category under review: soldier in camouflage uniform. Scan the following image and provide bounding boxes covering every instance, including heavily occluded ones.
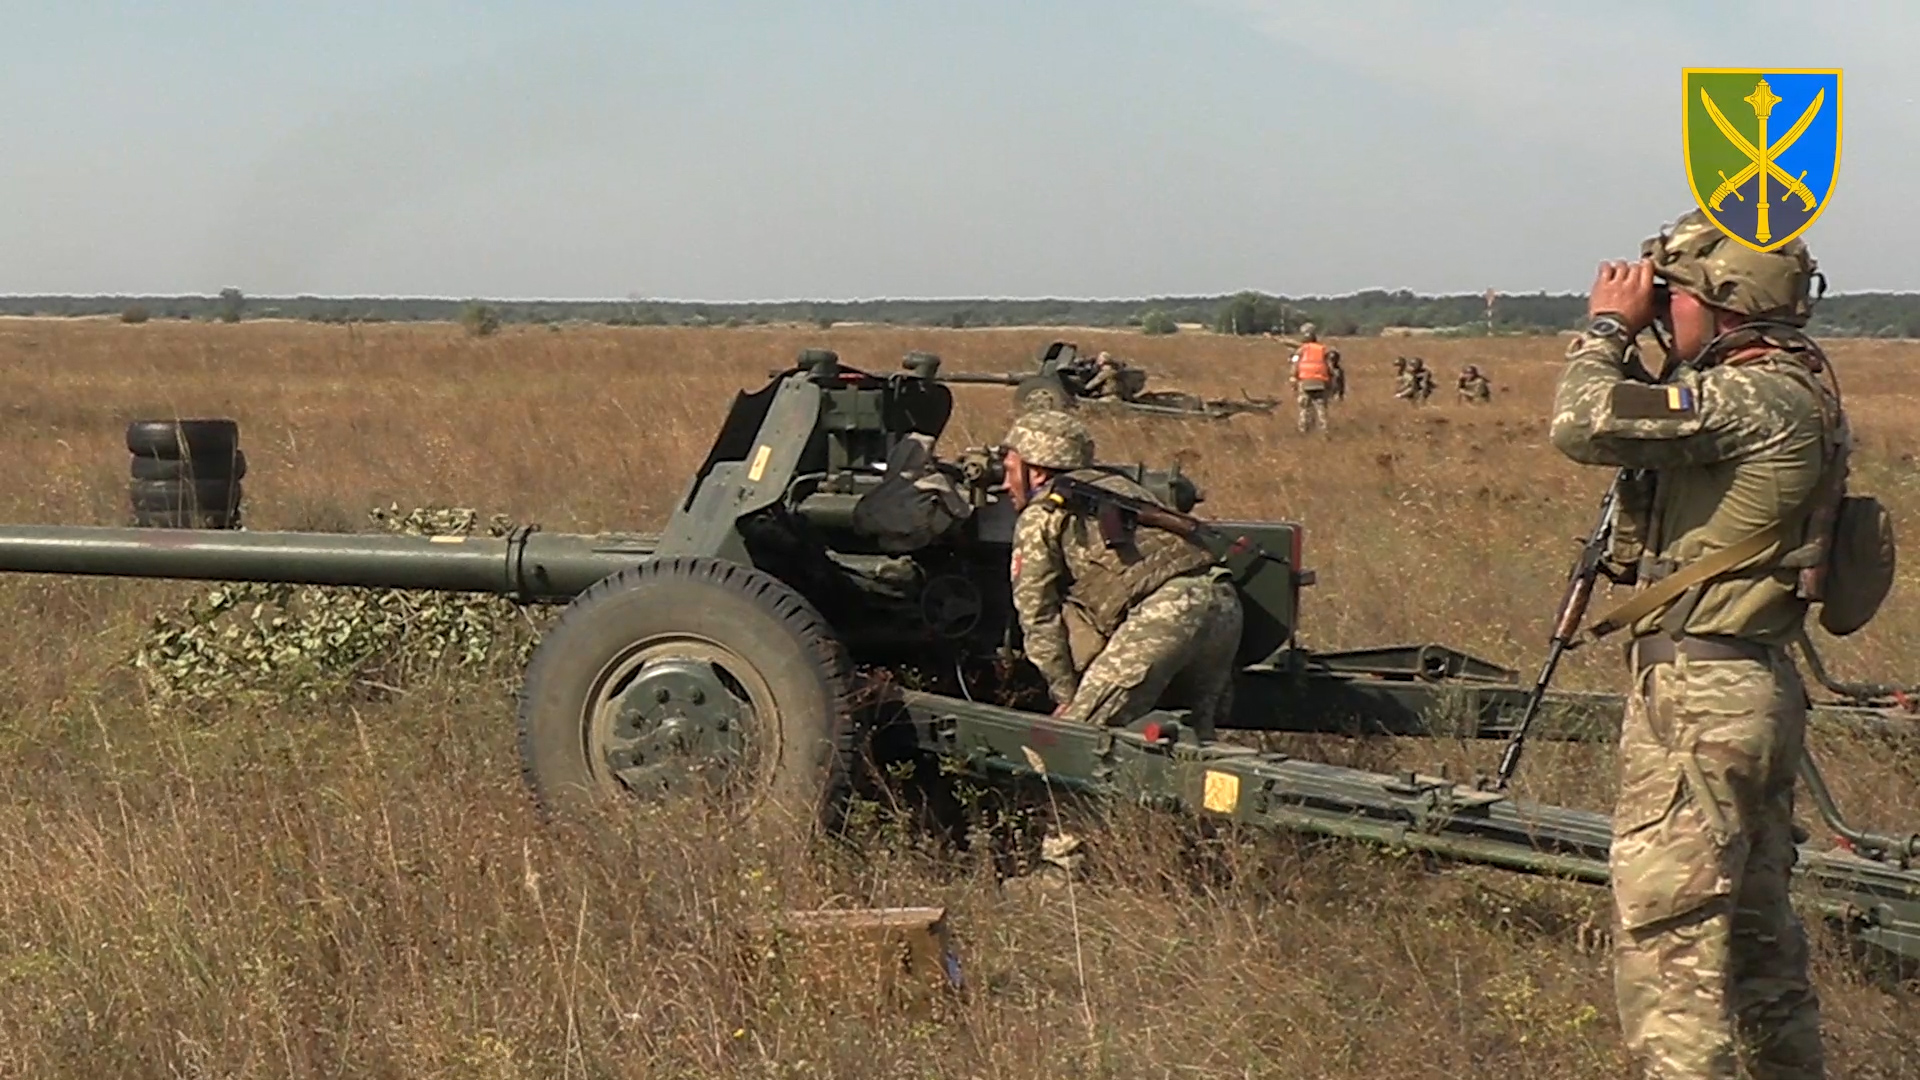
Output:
[1395,357,1434,403]
[1457,364,1492,404]
[1549,208,1836,1079]
[1082,353,1121,399]
[1082,350,1132,400]
[1001,410,1243,735]
[1411,358,1436,402]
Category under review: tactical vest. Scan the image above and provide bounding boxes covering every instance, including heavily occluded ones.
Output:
[1048,469,1217,637]
[1295,342,1332,384]
[1612,349,1844,639]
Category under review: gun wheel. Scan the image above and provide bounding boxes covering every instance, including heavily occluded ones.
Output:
[1014,376,1074,413]
[516,555,857,834]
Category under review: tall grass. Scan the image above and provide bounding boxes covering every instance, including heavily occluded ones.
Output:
[0,318,1913,1077]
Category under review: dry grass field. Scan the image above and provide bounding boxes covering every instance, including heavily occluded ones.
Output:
[0,318,1916,1078]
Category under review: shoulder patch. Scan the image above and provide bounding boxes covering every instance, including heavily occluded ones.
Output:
[1610,383,1697,420]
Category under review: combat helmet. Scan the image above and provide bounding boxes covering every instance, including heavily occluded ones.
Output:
[1463,364,1479,377]
[1641,207,1821,326]
[1003,409,1094,471]
[1299,322,1318,341]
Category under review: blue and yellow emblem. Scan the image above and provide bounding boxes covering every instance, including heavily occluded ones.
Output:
[1684,68,1841,252]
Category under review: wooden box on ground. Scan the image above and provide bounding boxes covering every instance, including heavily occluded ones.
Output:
[745,906,964,1018]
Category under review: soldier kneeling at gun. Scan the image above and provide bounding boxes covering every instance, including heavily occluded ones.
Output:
[999,410,1244,734]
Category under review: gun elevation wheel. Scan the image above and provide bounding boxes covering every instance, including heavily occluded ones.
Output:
[516,556,857,833]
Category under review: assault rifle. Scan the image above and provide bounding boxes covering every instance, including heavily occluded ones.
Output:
[1051,472,1226,550]
[1042,472,1293,587]
[1491,469,1633,790]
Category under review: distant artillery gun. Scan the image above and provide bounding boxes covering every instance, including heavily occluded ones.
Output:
[931,341,1280,420]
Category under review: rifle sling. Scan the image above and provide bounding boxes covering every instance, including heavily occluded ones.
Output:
[1583,520,1790,643]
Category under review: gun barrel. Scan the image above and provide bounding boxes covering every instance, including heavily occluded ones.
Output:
[935,372,1025,385]
[0,524,657,602]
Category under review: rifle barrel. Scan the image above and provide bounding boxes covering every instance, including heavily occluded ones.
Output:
[1495,638,1568,788]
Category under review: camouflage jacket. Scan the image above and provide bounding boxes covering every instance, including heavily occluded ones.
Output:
[1011,470,1213,704]
[1548,329,1834,645]
[1458,375,1491,401]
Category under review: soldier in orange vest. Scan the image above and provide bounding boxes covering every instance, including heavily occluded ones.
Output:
[1289,323,1335,435]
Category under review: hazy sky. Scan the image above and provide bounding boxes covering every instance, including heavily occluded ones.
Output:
[2,1,1911,300]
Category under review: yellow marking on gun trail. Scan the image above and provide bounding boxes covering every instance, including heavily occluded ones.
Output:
[428,535,466,544]
[747,445,772,482]
[1202,770,1239,814]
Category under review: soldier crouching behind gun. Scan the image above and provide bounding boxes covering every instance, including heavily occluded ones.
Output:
[1550,208,1837,1079]
[999,410,1243,736]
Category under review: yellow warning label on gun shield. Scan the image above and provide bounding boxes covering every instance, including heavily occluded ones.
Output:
[1201,770,1239,814]
[747,445,773,482]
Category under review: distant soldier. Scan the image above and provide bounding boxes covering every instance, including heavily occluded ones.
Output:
[1397,357,1435,403]
[1000,409,1243,734]
[1457,364,1492,404]
[1082,350,1131,400]
[1326,346,1347,401]
[1288,323,1335,435]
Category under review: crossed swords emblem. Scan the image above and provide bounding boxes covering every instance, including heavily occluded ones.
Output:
[1702,78,1824,244]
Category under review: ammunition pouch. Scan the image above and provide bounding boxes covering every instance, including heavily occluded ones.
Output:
[1062,603,1108,671]
[1765,355,1896,636]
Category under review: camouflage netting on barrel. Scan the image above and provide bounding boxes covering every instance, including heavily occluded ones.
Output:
[134,504,555,706]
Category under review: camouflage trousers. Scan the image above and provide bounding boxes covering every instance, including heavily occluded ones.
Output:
[1061,571,1242,736]
[1296,386,1331,434]
[1611,648,1823,1079]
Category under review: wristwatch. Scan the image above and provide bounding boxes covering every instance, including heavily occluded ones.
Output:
[1585,314,1634,350]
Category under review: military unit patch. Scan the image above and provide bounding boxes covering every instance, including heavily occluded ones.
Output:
[1684,68,1841,253]
[1611,382,1700,420]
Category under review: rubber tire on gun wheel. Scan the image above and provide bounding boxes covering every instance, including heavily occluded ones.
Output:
[128,478,242,514]
[129,448,247,482]
[125,419,239,459]
[1014,376,1074,414]
[516,556,858,834]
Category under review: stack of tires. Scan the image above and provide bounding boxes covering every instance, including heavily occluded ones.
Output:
[126,419,246,529]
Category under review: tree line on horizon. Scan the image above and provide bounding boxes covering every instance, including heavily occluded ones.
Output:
[6,287,1920,339]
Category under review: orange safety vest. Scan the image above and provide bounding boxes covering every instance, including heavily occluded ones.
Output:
[1294,342,1331,383]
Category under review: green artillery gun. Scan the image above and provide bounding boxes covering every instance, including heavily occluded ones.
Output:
[0,345,1915,966]
[929,341,1280,420]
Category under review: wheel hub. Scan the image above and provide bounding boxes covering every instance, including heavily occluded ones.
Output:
[601,659,751,800]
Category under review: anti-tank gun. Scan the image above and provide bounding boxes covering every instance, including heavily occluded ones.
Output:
[0,346,1915,967]
[933,341,1280,420]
